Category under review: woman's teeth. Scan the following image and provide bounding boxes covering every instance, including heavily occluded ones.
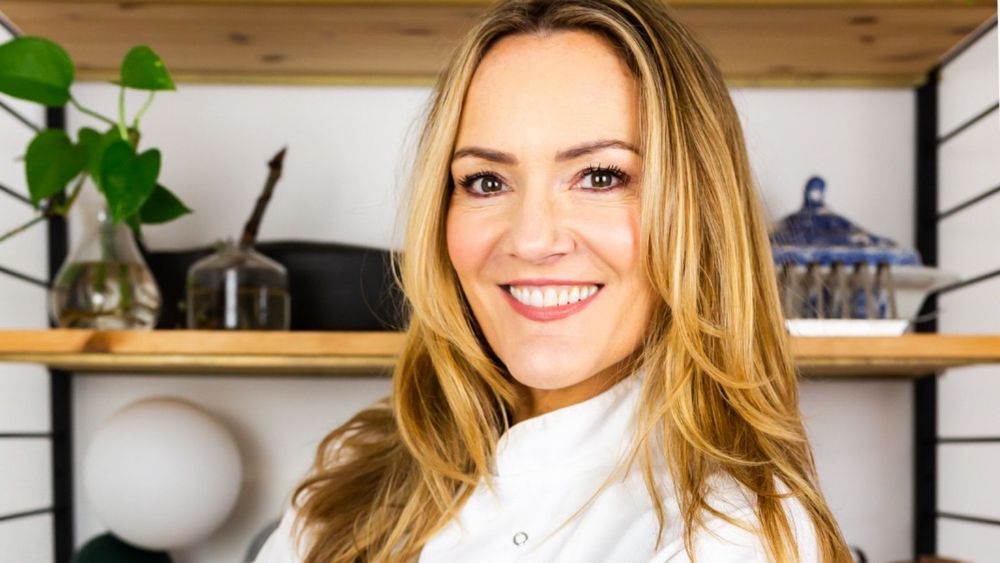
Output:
[507,285,600,308]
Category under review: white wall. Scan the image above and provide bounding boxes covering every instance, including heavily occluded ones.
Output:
[733,89,915,248]
[65,85,429,251]
[0,25,56,563]
[61,82,917,563]
[935,25,1000,563]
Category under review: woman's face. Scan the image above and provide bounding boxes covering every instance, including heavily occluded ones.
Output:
[446,30,656,413]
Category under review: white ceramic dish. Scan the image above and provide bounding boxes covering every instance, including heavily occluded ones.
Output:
[891,265,959,321]
[785,319,910,337]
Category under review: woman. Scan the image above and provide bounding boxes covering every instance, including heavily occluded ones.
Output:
[256,0,850,561]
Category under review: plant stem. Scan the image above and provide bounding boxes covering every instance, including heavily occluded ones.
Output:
[69,97,117,128]
[132,92,156,130]
[240,148,287,249]
[54,174,88,214]
[117,86,129,141]
[119,262,132,313]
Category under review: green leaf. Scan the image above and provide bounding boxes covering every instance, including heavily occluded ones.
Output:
[120,46,175,91]
[0,37,74,106]
[99,141,160,222]
[77,127,101,172]
[140,184,192,224]
[78,127,123,181]
[25,129,85,206]
[77,127,100,151]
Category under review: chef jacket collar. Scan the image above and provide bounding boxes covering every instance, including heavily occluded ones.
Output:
[493,370,644,479]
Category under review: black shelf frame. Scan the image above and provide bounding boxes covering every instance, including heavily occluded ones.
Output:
[0,91,72,563]
[0,9,71,558]
[913,16,1000,560]
[913,65,939,560]
[45,104,74,563]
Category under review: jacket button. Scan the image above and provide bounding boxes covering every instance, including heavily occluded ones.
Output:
[513,532,528,546]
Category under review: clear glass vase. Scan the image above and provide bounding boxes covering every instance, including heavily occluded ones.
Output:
[50,206,161,329]
[185,238,290,330]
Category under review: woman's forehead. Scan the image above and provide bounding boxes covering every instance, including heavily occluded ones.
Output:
[455,30,640,158]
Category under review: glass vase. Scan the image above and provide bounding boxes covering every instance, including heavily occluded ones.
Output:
[50,206,161,329]
[185,238,290,330]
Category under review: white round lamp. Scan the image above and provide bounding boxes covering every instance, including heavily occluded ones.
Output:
[83,397,242,550]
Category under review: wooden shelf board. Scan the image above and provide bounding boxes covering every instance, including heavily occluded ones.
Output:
[792,334,1000,377]
[1,330,998,378]
[1,1,994,88]
[0,330,402,375]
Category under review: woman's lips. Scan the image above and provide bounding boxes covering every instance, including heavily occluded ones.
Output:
[498,284,602,321]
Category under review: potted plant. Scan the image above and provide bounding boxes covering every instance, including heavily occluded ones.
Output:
[0,36,192,328]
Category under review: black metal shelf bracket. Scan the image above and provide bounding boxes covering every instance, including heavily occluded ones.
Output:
[913,66,939,559]
[45,104,73,563]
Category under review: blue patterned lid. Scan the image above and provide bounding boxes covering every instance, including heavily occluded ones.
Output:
[769,176,921,266]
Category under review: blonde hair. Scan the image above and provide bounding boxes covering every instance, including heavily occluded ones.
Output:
[292,1,851,561]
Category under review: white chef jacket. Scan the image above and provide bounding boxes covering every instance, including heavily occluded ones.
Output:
[254,373,820,562]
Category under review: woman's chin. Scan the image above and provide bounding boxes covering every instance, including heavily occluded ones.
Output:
[505,359,594,392]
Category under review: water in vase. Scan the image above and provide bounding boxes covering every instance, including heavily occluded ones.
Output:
[51,260,161,329]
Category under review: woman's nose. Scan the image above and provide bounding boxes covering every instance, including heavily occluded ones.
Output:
[503,191,574,264]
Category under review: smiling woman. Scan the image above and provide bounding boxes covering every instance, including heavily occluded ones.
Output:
[254,1,851,562]
[447,31,654,417]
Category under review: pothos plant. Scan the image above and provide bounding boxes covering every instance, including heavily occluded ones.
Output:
[0,36,192,245]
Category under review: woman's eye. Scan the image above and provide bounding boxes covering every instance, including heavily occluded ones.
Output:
[579,166,628,190]
[456,167,628,195]
[458,173,508,196]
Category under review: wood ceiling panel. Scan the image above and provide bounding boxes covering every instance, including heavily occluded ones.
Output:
[0,1,995,86]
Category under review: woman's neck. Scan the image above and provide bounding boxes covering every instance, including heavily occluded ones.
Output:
[511,357,635,424]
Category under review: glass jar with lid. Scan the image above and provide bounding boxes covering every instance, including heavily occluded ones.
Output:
[185,238,289,330]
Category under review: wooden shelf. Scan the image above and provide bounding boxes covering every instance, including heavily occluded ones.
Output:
[0,330,998,378]
[790,334,1000,377]
[0,330,403,376]
[0,1,995,88]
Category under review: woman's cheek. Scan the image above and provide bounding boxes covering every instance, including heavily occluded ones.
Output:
[446,207,493,278]
[571,205,641,267]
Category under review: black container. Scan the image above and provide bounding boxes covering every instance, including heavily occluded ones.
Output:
[140,240,406,331]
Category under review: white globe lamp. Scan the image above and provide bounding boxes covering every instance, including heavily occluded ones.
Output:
[83,397,242,550]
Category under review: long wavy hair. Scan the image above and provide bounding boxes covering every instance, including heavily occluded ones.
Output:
[291,0,850,561]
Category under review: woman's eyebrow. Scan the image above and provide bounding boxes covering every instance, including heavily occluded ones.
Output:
[451,139,639,164]
[452,146,516,164]
[555,139,639,161]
